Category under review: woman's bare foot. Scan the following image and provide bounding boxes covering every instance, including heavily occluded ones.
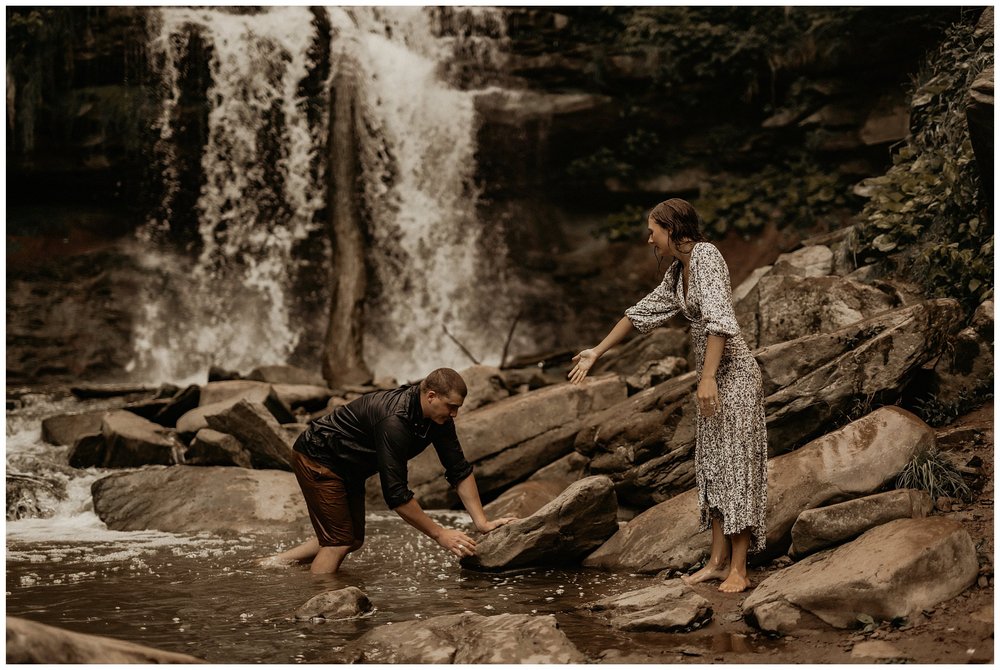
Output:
[718,570,751,593]
[681,561,730,585]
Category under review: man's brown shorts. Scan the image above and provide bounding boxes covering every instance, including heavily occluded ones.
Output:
[292,450,366,547]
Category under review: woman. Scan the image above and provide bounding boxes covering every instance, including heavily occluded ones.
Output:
[568,198,767,593]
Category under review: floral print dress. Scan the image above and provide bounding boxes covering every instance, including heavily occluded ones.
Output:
[625,242,768,552]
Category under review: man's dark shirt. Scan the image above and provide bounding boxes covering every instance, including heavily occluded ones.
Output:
[294,384,473,509]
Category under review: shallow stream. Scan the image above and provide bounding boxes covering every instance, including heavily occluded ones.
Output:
[6,390,773,662]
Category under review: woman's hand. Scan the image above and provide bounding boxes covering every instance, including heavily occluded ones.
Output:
[477,517,517,533]
[568,349,599,384]
[697,376,720,417]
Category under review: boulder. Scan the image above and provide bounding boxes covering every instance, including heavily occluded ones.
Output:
[185,429,251,468]
[927,299,993,407]
[770,245,834,277]
[293,587,373,621]
[67,433,106,469]
[484,451,589,519]
[458,365,510,411]
[247,364,327,387]
[270,384,335,412]
[67,410,179,469]
[350,613,584,664]
[7,473,66,520]
[41,410,109,446]
[743,517,978,633]
[6,616,205,663]
[203,400,294,470]
[851,640,908,661]
[461,476,618,570]
[583,406,934,572]
[790,488,933,557]
[150,384,200,427]
[91,466,308,534]
[408,375,626,506]
[592,327,689,378]
[575,299,959,509]
[585,579,712,632]
[623,357,688,392]
[176,383,293,437]
[751,274,898,348]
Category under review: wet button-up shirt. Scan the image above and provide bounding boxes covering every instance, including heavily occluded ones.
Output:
[294,384,473,509]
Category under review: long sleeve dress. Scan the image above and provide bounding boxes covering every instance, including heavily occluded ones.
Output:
[625,242,767,552]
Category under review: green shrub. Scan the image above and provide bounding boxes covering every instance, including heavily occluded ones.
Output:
[852,16,993,310]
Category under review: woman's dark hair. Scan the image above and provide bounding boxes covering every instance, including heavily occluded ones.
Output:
[649,198,706,283]
[420,368,468,397]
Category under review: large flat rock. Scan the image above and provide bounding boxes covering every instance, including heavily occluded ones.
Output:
[349,612,584,663]
[585,579,713,632]
[91,465,308,534]
[744,517,979,633]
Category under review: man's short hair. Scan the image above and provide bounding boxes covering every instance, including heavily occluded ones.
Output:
[419,368,467,398]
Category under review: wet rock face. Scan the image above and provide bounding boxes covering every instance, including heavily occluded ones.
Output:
[461,475,618,571]
[790,488,933,558]
[91,466,308,534]
[41,410,109,446]
[349,612,584,663]
[294,587,373,621]
[203,400,294,471]
[483,451,590,519]
[744,517,979,633]
[583,406,935,573]
[585,579,713,632]
[7,615,206,663]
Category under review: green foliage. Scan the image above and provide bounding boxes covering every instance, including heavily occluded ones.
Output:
[695,155,855,236]
[911,389,993,428]
[853,18,993,309]
[896,447,973,502]
[566,128,667,182]
[593,204,647,242]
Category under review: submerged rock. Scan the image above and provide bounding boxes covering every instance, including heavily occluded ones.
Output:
[585,579,712,632]
[462,475,618,570]
[744,517,978,633]
[790,488,933,557]
[7,616,205,663]
[350,612,584,663]
[584,406,934,572]
[294,587,373,621]
[91,466,308,534]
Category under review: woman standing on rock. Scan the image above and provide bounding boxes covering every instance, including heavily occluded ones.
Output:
[569,198,767,593]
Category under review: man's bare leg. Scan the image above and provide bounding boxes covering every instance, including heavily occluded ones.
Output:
[719,530,752,593]
[682,517,730,585]
[310,545,353,574]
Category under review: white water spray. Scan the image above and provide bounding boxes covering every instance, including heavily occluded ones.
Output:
[132,6,514,385]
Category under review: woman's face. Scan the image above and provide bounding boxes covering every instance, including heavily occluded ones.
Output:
[647,218,674,257]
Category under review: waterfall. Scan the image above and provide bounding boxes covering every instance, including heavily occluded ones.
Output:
[131,6,514,385]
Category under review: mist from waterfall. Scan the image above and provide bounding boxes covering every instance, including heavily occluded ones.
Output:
[130,6,514,385]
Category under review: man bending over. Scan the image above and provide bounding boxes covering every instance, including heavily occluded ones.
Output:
[265,367,514,573]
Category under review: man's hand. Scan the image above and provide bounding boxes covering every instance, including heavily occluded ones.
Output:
[476,517,517,533]
[436,527,478,558]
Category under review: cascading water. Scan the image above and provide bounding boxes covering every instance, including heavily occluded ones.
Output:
[130,6,516,385]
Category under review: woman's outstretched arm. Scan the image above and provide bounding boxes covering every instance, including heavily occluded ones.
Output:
[568,316,635,384]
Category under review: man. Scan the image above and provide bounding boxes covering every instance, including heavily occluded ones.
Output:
[266,367,514,573]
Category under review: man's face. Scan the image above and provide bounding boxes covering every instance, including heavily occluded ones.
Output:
[425,390,464,424]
